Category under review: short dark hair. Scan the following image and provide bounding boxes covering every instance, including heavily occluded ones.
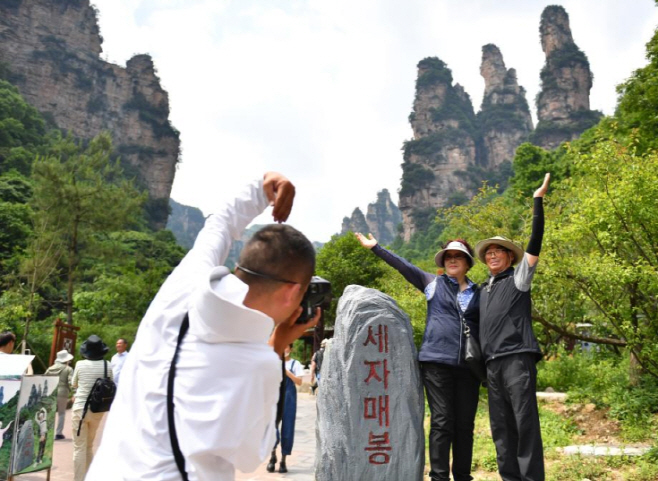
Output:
[238,224,315,289]
[0,331,16,348]
[117,338,128,345]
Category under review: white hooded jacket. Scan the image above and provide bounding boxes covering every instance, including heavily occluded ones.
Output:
[86,178,282,481]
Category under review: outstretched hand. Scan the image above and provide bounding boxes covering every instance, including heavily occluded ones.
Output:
[355,232,378,249]
[269,306,321,357]
[533,173,551,198]
[263,172,296,223]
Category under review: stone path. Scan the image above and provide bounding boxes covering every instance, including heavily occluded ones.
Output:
[11,393,317,481]
[236,393,316,481]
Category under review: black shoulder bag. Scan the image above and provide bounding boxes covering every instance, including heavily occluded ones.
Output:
[456,296,487,383]
[167,314,190,481]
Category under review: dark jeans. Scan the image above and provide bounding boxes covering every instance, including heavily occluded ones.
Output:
[487,353,544,481]
[422,362,480,481]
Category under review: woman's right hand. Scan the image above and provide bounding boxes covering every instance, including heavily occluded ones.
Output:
[355,232,378,249]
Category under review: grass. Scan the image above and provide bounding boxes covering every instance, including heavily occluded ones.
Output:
[422,352,658,480]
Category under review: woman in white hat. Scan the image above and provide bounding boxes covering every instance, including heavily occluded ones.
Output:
[45,349,74,440]
[355,233,481,481]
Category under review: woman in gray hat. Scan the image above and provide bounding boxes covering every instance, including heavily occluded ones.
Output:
[356,233,481,481]
[71,335,113,481]
[45,349,74,440]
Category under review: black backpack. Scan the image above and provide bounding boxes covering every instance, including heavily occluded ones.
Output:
[77,361,116,435]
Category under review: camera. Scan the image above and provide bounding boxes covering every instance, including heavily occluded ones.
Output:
[296,276,332,323]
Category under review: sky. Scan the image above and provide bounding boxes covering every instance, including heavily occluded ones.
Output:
[90,0,658,243]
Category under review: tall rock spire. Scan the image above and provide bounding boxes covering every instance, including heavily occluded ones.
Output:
[398,57,480,241]
[478,44,533,168]
[532,5,601,149]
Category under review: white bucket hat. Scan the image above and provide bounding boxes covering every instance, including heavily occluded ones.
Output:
[55,349,74,363]
[474,236,524,265]
[434,241,475,268]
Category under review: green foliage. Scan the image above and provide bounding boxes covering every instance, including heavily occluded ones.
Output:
[510,143,568,197]
[0,79,45,168]
[415,57,453,89]
[399,162,435,197]
[616,23,658,153]
[477,98,530,133]
[29,132,146,323]
[315,233,388,325]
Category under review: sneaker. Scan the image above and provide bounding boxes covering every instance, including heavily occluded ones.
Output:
[55,434,65,440]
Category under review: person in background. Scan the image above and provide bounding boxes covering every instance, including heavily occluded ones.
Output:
[110,338,129,388]
[267,344,304,474]
[0,331,16,354]
[71,335,113,481]
[34,407,48,465]
[309,338,328,393]
[355,233,481,481]
[45,349,74,440]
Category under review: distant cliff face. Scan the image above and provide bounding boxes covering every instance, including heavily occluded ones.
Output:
[532,5,602,149]
[0,0,180,228]
[167,199,205,250]
[341,189,402,245]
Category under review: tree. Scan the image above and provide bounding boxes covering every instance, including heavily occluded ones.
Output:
[29,132,145,325]
[543,138,658,378]
[316,233,388,325]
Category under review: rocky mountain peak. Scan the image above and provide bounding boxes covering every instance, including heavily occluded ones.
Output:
[341,190,402,245]
[480,44,508,98]
[540,5,574,58]
[532,5,601,149]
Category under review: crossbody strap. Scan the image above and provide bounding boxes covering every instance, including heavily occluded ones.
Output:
[167,314,190,481]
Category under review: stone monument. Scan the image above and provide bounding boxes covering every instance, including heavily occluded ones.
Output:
[315,285,425,480]
[14,419,35,471]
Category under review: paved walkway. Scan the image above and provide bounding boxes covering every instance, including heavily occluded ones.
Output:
[12,393,317,481]
[236,393,316,481]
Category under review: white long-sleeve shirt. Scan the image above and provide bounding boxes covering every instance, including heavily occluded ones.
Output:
[86,178,282,481]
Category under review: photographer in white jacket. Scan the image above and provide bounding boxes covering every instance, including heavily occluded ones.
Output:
[87,172,319,481]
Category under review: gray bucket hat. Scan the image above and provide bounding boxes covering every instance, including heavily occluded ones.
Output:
[474,236,524,265]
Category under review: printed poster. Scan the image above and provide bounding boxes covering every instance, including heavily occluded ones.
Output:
[11,376,58,475]
[0,379,20,481]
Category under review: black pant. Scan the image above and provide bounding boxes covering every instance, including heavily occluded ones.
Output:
[422,362,480,481]
[486,353,544,481]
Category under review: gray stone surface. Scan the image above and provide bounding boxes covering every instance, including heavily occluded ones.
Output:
[14,419,35,471]
[315,285,424,481]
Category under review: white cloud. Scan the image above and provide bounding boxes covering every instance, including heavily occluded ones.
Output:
[91,0,658,242]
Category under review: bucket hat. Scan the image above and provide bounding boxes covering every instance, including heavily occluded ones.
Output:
[79,335,109,360]
[55,349,74,363]
[474,236,524,265]
[434,240,475,268]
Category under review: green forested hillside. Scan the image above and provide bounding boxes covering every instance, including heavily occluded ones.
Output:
[0,77,185,371]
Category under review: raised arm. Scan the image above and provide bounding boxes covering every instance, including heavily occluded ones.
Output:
[526,173,550,267]
[355,232,434,291]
